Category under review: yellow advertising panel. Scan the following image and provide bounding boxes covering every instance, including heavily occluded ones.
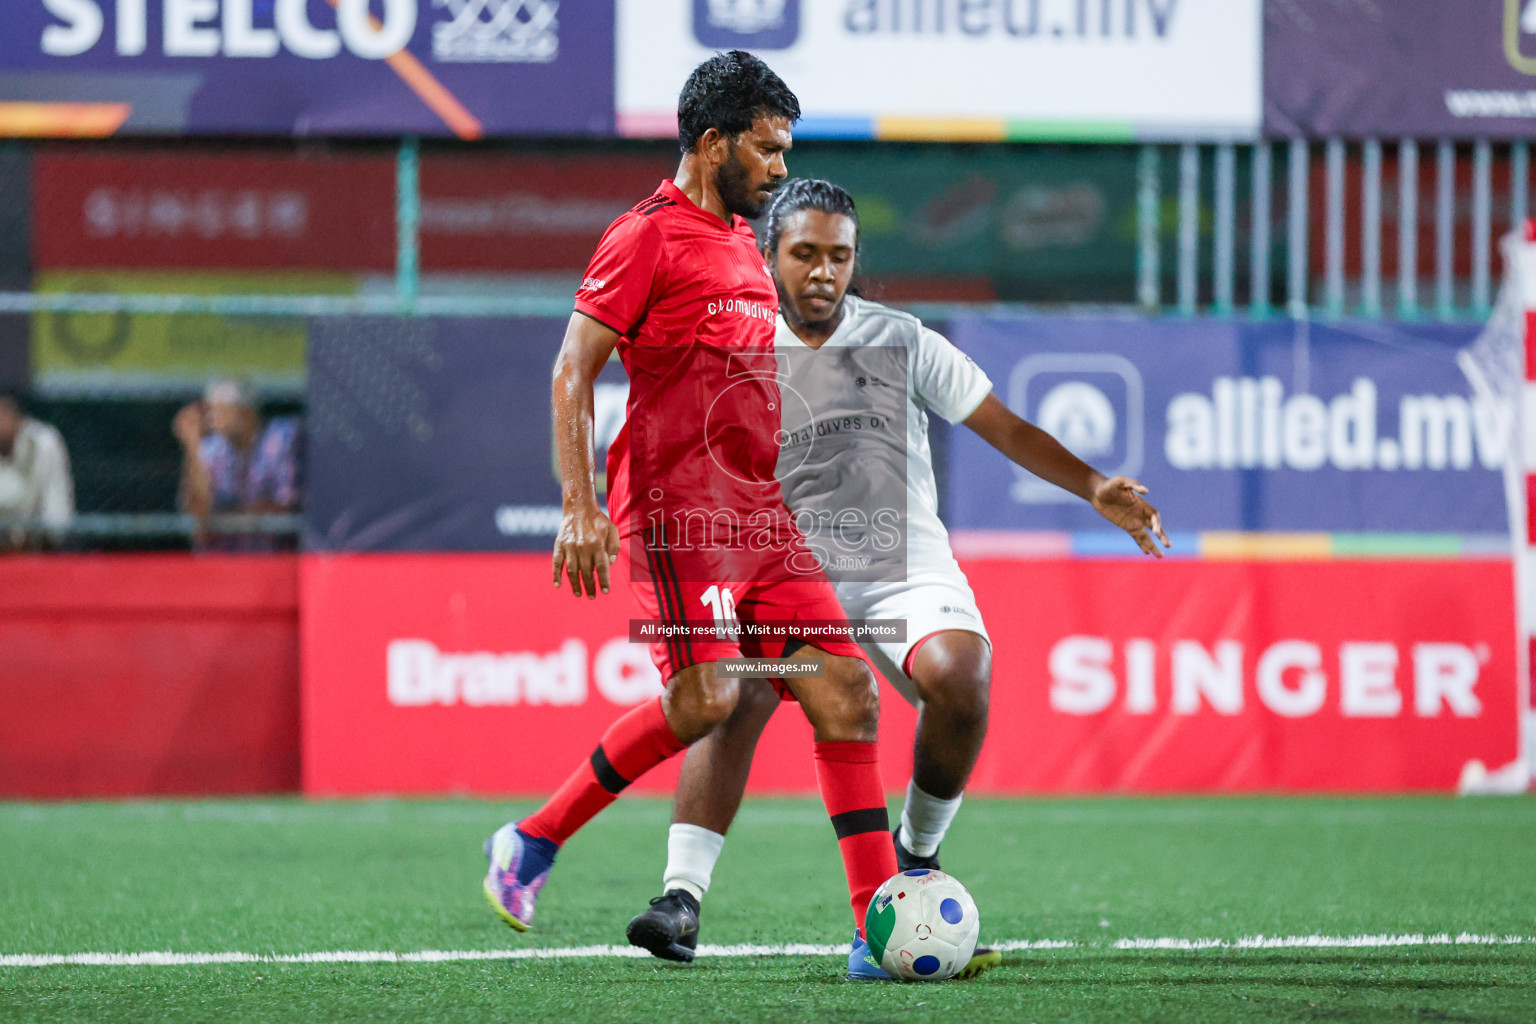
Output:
[33,272,358,391]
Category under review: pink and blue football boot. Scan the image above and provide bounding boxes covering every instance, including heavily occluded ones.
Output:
[482,822,556,931]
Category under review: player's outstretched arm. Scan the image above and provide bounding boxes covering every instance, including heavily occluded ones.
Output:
[551,312,623,598]
[962,392,1170,557]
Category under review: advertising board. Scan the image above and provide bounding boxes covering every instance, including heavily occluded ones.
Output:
[618,0,1262,141]
[301,552,1517,795]
[1266,0,1536,138]
[304,316,629,552]
[947,316,1508,537]
[32,271,354,392]
[32,149,396,269]
[3,1,613,137]
[32,148,677,273]
[304,314,1511,551]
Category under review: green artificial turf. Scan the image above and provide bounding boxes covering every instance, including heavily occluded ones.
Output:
[2,796,1533,1023]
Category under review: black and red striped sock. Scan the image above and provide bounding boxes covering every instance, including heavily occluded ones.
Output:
[814,740,898,933]
[520,696,685,845]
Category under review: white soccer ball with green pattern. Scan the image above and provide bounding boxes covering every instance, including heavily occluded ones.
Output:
[863,869,980,981]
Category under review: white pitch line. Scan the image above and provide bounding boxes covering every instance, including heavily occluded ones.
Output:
[2,935,1530,969]
[1115,933,1531,951]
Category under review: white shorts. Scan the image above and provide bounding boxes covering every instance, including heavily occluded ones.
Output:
[836,574,991,707]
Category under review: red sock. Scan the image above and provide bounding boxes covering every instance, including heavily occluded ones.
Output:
[520,697,685,845]
[814,740,898,934]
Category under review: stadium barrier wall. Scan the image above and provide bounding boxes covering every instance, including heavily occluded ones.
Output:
[7,305,1519,797]
[295,309,1518,796]
[301,552,1516,796]
[0,555,300,798]
[5,547,1511,798]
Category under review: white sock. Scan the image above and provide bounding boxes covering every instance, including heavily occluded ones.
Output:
[900,780,963,858]
[662,823,726,902]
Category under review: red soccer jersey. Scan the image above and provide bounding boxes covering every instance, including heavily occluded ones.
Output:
[575,179,790,543]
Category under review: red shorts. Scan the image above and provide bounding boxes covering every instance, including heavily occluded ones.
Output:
[629,529,866,690]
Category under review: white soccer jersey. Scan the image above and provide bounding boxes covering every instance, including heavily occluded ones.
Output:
[773,296,993,691]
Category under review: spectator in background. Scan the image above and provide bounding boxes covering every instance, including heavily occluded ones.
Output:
[0,389,75,551]
[175,379,301,551]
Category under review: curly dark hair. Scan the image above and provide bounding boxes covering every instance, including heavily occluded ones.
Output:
[677,50,800,153]
[760,178,860,258]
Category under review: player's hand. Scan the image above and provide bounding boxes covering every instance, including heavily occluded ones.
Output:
[552,504,620,599]
[1090,476,1170,558]
[173,402,206,450]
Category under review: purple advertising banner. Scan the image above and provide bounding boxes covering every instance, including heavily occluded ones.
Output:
[0,1,612,138]
[305,316,630,553]
[1266,0,1536,138]
[946,315,1506,537]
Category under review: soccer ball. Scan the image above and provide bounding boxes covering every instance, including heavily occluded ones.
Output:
[863,868,980,981]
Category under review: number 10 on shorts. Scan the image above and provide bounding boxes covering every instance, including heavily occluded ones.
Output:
[701,585,739,640]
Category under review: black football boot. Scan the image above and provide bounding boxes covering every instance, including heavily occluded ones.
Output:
[625,888,701,963]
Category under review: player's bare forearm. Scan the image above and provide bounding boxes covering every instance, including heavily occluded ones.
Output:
[962,393,1103,501]
[551,313,617,510]
[550,312,622,597]
[178,450,213,522]
[963,391,1170,556]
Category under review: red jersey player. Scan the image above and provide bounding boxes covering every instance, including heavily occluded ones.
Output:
[481,52,899,980]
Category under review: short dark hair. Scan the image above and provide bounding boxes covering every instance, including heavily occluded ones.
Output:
[677,50,800,153]
[760,178,860,259]
[0,387,24,414]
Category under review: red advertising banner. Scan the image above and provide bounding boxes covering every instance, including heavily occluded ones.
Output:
[302,553,1517,796]
[32,150,676,273]
[25,149,1105,302]
[0,555,300,798]
[418,154,676,272]
[32,150,397,271]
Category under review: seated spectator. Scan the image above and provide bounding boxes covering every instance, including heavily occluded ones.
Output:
[0,389,75,551]
[175,380,301,551]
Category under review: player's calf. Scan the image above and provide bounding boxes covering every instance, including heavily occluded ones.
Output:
[486,691,693,932]
[908,631,992,810]
[910,634,991,782]
[629,691,776,963]
[915,663,989,747]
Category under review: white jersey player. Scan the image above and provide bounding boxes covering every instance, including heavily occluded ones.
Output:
[625,179,1170,979]
[772,289,994,708]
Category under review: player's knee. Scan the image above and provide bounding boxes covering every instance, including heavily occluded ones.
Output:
[738,676,783,716]
[826,658,881,739]
[692,680,741,734]
[714,678,780,739]
[915,644,991,736]
[664,673,740,743]
[925,669,989,738]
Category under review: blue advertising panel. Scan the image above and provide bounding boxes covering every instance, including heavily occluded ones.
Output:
[309,314,1509,552]
[1,1,612,137]
[946,316,1507,536]
[305,316,628,552]
[1266,0,1536,139]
